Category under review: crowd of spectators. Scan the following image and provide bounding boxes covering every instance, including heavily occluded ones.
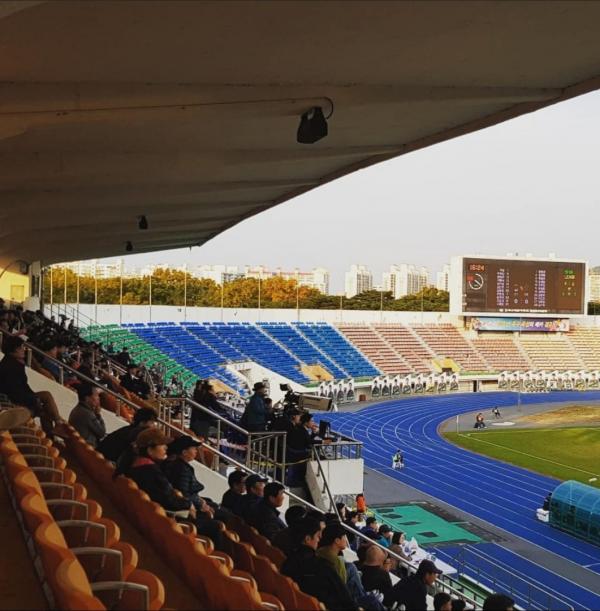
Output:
[0,303,516,610]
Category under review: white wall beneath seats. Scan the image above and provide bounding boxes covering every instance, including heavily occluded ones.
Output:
[63,303,462,326]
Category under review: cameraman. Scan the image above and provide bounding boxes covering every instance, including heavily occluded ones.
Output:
[286,411,317,486]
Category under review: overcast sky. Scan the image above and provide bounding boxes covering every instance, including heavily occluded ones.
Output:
[100,90,600,293]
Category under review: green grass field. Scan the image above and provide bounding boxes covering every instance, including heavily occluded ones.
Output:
[444,427,600,488]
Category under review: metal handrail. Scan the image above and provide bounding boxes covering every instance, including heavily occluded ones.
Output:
[4,330,478,608]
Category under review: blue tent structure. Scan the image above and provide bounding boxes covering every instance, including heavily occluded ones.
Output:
[549,480,600,545]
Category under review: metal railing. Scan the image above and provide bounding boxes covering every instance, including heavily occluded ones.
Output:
[447,545,574,611]
[4,329,481,609]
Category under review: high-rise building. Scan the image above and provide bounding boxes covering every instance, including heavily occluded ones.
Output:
[436,264,450,292]
[589,266,600,302]
[244,266,330,294]
[192,265,244,284]
[345,264,373,298]
[62,259,123,279]
[382,264,429,299]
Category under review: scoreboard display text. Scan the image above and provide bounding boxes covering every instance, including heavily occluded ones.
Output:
[462,258,585,315]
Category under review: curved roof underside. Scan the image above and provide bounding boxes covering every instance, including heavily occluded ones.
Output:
[1,0,600,268]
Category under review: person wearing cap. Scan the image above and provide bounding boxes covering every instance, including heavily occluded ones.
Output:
[97,407,158,462]
[162,434,225,547]
[221,470,248,517]
[162,435,206,510]
[242,382,269,432]
[116,428,190,512]
[391,558,443,611]
[241,473,267,522]
[68,383,106,448]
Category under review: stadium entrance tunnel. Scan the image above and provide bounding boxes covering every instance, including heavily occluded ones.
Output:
[550,480,600,546]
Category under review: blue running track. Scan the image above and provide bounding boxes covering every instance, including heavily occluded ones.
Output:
[321,392,600,610]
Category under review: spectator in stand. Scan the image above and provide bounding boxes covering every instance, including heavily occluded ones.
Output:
[452,599,467,611]
[388,530,411,575]
[434,592,453,611]
[248,481,286,541]
[286,411,316,485]
[482,594,515,611]
[97,406,157,462]
[221,470,247,517]
[40,338,62,381]
[115,346,131,367]
[68,383,106,448]
[361,516,381,540]
[392,558,442,611]
[242,382,269,432]
[344,510,360,551]
[162,435,205,510]
[272,505,307,556]
[316,522,349,583]
[240,473,267,522]
[282,518,357,611]
[360,545,395,606]
[121,363,150,400]
[336,502,347,521]
[0,335,68,438]
[378,524,393,548]
[190,380,224,438]
[115,428,223,549]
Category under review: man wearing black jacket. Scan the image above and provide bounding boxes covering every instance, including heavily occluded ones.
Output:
[281,518,358,611]
[97,407,157,462]
[248,481,286,541]
[392,559,442,611]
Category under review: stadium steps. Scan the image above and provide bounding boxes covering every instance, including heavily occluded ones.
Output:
[60,445,203,610]
[336,323,412,375]
[373,324,434,373]
[0,473,48,609]
[258,322,346,379]
[295,323,380,378]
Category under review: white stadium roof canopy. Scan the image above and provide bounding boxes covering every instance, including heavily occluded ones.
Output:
[1,0,600,268]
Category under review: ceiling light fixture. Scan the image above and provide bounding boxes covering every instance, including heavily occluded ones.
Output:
[297,99,334,144]
[125,241,133,252]
[138,215,148,230]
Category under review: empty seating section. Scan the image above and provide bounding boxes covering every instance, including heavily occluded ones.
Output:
[86,325,197,389]
[85,321,600,385]
[566,327,600,369]
[411,324,489,371]
[128,324,247,394]
[206,323,311,385]
[337,324,412,375]
[258,323,347,378]
[471,336,531,371]
[518,334,584,370]
[372,324,434,373]
[295,323,380,378]
[1,426,166,610]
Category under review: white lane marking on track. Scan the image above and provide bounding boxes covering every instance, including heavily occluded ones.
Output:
[338,395,600,567]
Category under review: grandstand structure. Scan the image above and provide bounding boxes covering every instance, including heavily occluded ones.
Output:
[3,2,600,610]
[84,318,600,397]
